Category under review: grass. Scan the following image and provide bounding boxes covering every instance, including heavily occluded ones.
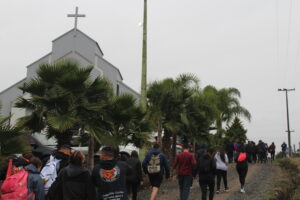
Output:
[266,158,300,200]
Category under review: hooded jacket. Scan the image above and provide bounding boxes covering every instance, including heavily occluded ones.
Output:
[59,164,95,200]
[126,157,143,183]
[142,149,170,178]
[26,164,45,200]
[92,160,131,200]
[194,154,216,181]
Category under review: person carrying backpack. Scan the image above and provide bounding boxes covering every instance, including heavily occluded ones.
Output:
[194,148,216,200]
[1,156,45,200]
[47,150,95,200]
[92,146,132,200]
[269,142,276,161]
[142,143,170,200]
[126,151,143,200]
[173,143,196,200]
[235,146,248,193]
[40,145,71,194]
[214,149,229,194]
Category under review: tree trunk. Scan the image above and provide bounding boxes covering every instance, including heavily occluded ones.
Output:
[87,134,95,170]
[162,130,172,160]
[157,122,163,147]
[171,132,177,165]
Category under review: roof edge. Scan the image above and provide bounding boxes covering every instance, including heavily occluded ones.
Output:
[26,53,52,68]
[100,57,124,81]
[52,28,104,56]
[117,80,140,97]
[0,78,26,96]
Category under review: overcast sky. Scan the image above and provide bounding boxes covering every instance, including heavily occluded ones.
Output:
[0,0,299,150]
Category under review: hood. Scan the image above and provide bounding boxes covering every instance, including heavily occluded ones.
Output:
[150,149,161,155]
[203,154,211,160]
[65,164,87,177]
[25,164,39,174]
[53,151,70,160]
[99,160,117,170]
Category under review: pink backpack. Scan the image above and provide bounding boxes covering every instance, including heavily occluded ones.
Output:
[237,153,247,162]
[0,169,34,200]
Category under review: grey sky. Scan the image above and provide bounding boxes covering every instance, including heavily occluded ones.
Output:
[0,0,299,150]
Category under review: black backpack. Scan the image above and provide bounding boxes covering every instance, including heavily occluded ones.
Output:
[198,157,212,173]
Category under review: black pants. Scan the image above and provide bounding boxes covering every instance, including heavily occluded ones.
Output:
[199,178,215,200]
[216,169,228,190]
[252,153,257,163]
[236,165,248,188]
[127,182,139,200]
[271,152,275,160]
[227,152,233,163]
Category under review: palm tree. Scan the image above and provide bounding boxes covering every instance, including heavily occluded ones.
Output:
[203,86,251,141]
[0,106,29,165]
[15,60,113,169]
[181,91,217,151]
[147,73,199,161]
[97,94,150,149]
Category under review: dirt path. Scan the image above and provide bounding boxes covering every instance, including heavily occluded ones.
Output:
[137,162,278,200]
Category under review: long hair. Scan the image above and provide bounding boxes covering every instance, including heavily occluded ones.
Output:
[70,151,85,166]
[220,149,226,163]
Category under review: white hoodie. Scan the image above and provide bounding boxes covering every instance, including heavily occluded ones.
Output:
[214,152,229,171]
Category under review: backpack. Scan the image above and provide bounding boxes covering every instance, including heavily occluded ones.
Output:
[40,155,61,194]
[198,158,212,173]
[0,169,34,200]
[147,154,161,174]
[237,153,247,162]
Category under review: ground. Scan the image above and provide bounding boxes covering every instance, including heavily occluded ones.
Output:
[138,162,278,200]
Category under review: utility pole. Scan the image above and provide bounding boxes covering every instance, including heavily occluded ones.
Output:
[140,0,147,111]
[278,88,295,157]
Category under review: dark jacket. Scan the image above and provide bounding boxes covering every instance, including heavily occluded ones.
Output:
[193,154,216,181]
[126,157,143,183]
[196,144,208,161]
[26,164,45,200]
[235,152,248,169]
[142,149,170,178]
[47,164,95,200]
[92,160,131,200]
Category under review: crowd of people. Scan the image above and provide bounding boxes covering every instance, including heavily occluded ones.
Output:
[0,140,281,200]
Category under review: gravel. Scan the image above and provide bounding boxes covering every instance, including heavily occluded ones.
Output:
[137,162,278,200]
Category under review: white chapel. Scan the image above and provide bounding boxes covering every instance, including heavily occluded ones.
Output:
[0,7,140,126]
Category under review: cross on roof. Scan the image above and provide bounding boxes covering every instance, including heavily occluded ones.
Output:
[67,7,86,32]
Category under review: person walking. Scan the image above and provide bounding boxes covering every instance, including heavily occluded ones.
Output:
[268,142,276,161]
[26,156,45,200]
[126,150,143,200]
[235,146,248,193]
[173,144,196,200]
[194,148,216,200]
[142,143,170,200]
[47,151,95,200]
[92,146,131,200]
[214,149,229,194]
[281,142,287,158]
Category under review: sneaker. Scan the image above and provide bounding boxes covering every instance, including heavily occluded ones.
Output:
[216,190,220,194]
[224,188,229,192]
[240,188,245,193]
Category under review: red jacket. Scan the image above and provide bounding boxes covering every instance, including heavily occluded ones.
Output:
[173,152,196,176]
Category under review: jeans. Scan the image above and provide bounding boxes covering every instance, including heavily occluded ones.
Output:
[178,175,193,200]
[216,169,228,190]
[199,178,215,200]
